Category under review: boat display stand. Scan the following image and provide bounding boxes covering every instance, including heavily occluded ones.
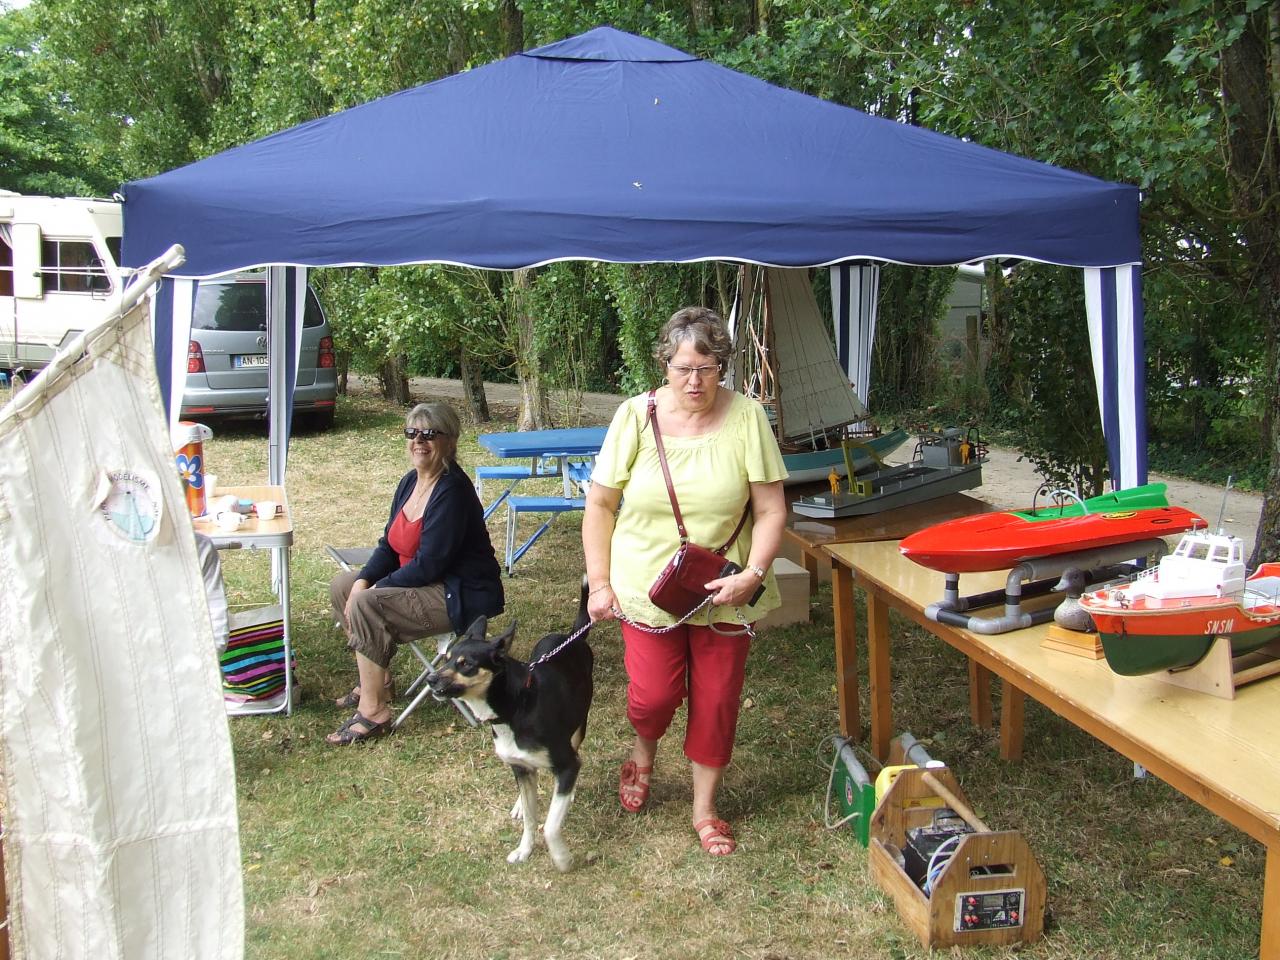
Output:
[1040,625,1104,659]
[925,539,1168,636]
[868,765,1046,948]
[1161,636,1280,700]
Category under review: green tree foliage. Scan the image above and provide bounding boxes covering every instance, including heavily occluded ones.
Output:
[0,6,119,194]
[995,265,1109,497]
[869,266,952,415]
[38,0,239,177]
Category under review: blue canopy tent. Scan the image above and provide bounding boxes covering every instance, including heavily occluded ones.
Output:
[123,26,1145,489]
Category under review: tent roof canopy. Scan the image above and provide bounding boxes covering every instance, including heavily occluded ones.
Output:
[122,26,1141,277]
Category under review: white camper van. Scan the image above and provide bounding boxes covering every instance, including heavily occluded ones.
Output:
[0,192,124,378]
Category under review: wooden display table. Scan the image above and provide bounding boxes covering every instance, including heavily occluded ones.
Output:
[783,491,991,591]
[824,538,1280,959]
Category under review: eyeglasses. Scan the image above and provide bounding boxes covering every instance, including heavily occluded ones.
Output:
[667,362,722,380]
[403,427,446,441]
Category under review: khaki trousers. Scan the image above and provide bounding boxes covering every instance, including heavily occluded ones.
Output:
[330,569,450,669]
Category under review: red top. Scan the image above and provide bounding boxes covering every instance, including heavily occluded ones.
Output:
[387,509,424,569]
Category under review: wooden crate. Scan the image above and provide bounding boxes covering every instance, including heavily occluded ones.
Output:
[868,766,1046,948]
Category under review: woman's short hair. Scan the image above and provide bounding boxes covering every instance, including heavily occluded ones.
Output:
[406,401,460,467]
[653,306,733,370]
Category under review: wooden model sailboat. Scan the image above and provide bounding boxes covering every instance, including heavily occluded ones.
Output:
[728,266,905,483]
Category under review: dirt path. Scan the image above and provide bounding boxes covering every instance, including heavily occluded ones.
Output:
[378,374,1264,556]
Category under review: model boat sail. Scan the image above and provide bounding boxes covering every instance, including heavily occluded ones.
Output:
[729,266,903,482]
[1079,527,1280,676]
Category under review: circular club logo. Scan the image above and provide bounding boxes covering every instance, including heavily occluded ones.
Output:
[97,468,163,544]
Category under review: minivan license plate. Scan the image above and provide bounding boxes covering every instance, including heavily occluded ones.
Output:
[233,354,269,368]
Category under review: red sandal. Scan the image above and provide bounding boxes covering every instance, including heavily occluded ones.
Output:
[694,817,736,856]
[618,760,652,813]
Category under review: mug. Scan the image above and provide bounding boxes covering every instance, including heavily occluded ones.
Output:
[215,511,243,532]
[255,500,279,520]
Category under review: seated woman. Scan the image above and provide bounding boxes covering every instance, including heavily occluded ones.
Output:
[328,402,503,744]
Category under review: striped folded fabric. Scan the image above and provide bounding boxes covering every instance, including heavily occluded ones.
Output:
[220,605,294,703]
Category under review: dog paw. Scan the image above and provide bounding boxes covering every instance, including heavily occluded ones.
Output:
[507,844,533,864]
[549,849,574,873]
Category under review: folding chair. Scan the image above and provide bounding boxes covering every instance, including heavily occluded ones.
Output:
[323,545,476,728]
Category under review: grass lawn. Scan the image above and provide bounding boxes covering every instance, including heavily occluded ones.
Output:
[198,389,1263,959]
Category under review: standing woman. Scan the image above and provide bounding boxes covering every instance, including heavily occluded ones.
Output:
[582,306,788,855]
[328,402,503,745]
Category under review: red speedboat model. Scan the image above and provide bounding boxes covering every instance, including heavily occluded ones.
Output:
[899,484,1204,574]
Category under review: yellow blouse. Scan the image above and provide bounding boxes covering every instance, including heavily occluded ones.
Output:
[591,389,788,626]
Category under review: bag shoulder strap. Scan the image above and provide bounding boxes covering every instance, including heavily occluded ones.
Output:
[647,389,749,554]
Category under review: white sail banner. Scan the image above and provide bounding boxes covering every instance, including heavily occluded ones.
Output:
[0,297,243,959]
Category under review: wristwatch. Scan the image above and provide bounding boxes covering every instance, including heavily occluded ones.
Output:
[746,563,767,580]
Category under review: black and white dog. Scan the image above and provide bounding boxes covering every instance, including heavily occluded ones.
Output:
[426,582,593,871]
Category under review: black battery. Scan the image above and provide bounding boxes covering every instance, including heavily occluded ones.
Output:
[903,823,972,888]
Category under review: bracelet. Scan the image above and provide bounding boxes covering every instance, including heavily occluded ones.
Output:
[589,583,612,598]
[745,563,767,580]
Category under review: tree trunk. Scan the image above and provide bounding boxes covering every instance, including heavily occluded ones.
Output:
[499,0,523,57]
[380,353,411,406]
[689,0,712,33]
[753,0,769,36]
[459,349,490,422]
[510,269,551,431]
[1221,9,1280,568]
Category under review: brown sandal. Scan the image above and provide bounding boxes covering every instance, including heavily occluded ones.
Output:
[326,711,390,745]
[333,679,395,709]
[694,817,736,856]
[618,760,653,813]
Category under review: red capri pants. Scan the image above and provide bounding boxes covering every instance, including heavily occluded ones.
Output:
[620,620,752,768]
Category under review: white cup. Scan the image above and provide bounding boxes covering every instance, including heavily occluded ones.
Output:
[204,473,218,500]
[215,511,243,532]
[255,500,279,521]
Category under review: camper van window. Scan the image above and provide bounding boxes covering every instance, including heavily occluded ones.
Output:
[41,239,112,294]
[0,231,12,298]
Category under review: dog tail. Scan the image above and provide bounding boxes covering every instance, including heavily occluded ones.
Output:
[574,574,591,633]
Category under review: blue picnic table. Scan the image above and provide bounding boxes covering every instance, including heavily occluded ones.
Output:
[475,426,608,572]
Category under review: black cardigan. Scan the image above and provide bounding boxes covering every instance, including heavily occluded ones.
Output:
[357,465,504,633]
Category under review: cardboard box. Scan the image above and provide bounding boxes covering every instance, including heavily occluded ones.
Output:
[757,557,811,629]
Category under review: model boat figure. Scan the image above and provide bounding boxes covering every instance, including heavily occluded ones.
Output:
[792,427,986,518]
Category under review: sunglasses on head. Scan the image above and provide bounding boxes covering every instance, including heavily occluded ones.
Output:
[403,427,445,441]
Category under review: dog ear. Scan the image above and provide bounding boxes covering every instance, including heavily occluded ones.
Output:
[492,621,517,655]
[462,616,488,642]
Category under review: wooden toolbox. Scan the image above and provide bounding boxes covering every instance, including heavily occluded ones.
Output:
[868,766,1046,948]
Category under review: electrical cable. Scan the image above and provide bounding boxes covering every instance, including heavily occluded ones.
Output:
[922,833,964,895]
